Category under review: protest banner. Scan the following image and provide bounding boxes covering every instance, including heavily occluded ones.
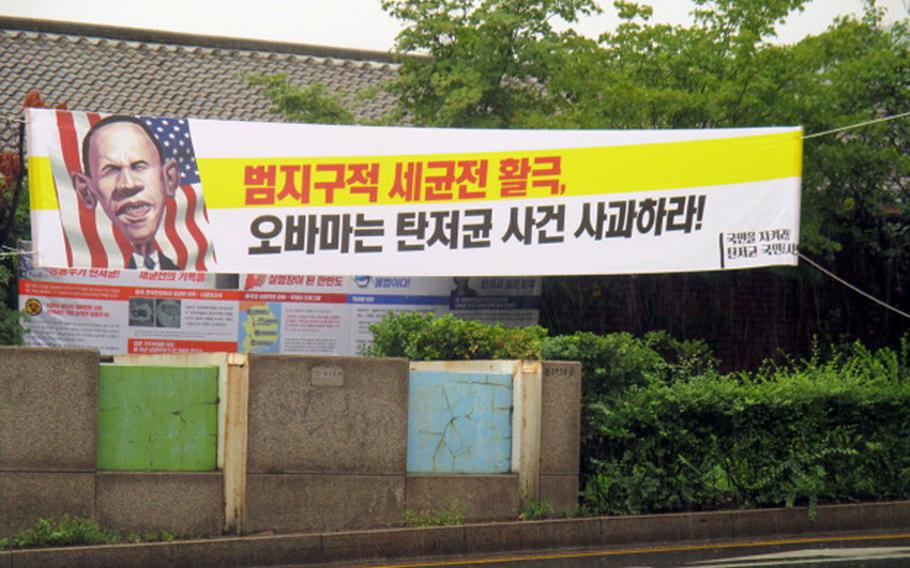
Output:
[27,109,802,276]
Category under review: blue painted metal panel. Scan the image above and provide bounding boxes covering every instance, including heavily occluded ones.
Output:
[407,370,512,473]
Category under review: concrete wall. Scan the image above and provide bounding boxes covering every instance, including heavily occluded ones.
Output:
[244,355,410,533]
[0,347,98,537]
[0,350,225,539]
[539,361,582,514]
[1,350,582,538]
[96,472,223,536]
[246,355,408,474]
[406,475,520,523]
[246,474,406,533]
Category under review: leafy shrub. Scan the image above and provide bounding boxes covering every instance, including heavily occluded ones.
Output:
[541,331,665,400]
[366,313,679,400]
[363,312,547,361]
[643,330,718,379]
[583,339,910,515]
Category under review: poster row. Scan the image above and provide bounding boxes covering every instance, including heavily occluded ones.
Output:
[18,258,539,356]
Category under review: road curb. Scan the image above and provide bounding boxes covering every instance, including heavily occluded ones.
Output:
[2,500,909,567]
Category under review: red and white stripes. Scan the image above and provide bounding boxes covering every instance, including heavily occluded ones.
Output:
[52,110,215,271]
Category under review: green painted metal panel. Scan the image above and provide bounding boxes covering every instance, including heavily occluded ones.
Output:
[97,365,218,471]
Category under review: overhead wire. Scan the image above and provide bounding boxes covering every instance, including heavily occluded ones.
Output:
[798,252,910,321]
[795,110,910,321]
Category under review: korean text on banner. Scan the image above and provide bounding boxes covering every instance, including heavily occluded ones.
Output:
[27,108,802,276]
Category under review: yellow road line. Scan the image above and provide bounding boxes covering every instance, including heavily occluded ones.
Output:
[370,531,910,568]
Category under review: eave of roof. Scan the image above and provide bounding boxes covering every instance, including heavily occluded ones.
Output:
[0,15,401,64]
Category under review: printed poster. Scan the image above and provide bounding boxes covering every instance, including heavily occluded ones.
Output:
[18,251,540,355]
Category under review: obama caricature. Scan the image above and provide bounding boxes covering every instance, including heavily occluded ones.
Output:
[71,115,180,270]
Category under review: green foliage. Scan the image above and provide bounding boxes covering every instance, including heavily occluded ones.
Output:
[382,0,599,127]
[541,331,663,399]
[0,250,26,347]
[403,502,466,527]
[644,330,718,378]
[247,74,356,125]
[583,337,910,515]
[0,516,194,550]
[378,0,910,349]
[363,311,547,360]
[0,516,120,550]
[0,175,27,346]
[518,500,557,521]
[539,329,720,483]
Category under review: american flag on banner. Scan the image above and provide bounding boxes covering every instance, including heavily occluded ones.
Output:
[51,110,216,271]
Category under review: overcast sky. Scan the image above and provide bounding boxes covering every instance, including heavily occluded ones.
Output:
[0,0,907,52]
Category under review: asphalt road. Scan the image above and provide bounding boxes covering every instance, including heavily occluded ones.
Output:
[357,533,910,568]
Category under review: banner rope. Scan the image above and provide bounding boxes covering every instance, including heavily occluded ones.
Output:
[2,109,908,132]
[802,110,910,139]
[798,252,910,321]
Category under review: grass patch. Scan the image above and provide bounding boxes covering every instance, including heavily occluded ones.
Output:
[403,502,466,527]
[519,500,557,521]
[0,516,194,550]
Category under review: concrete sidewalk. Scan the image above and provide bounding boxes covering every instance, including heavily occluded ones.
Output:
[2,501,909,568]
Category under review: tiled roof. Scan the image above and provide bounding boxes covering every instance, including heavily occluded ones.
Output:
[0,17,401,152]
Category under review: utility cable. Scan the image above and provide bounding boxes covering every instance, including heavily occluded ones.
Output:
[797,110,910,321]
[798,252,910,321]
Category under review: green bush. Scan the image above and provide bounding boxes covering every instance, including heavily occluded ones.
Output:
[363,312,547,361]
[583,340,910,515]
[541,331,664,400]
[366,313,681,399]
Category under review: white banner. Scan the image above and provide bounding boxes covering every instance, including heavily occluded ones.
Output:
[27,109,802,276]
